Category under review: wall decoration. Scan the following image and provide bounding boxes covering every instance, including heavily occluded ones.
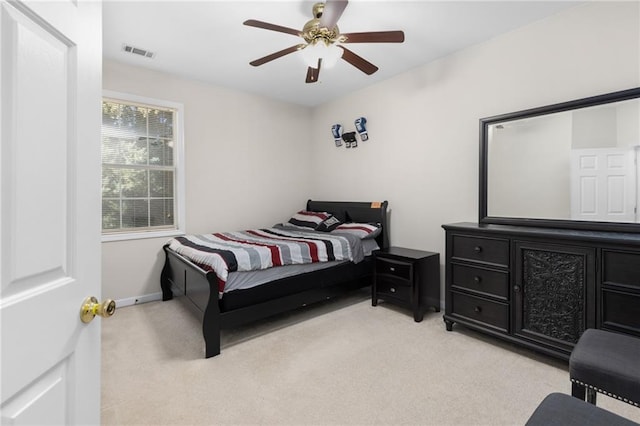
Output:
[331,117,368,148]
[331,124,343,147]
[355,117,368,141]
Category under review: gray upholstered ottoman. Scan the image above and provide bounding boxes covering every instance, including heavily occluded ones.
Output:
[570,328,640,407]
[526,393,638,426]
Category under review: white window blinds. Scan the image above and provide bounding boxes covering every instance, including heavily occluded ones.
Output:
[101,99,177,233]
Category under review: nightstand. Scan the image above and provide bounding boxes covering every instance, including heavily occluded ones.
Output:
[372,247,440,322]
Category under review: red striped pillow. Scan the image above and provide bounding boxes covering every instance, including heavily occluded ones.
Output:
[286,210,333,230]
[331,223,382,240]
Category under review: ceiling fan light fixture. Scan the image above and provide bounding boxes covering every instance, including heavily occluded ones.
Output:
[300,40,342,68]
[244,0,404,82]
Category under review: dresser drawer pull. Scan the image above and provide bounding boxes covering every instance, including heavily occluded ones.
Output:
[389,267,395,272]
[390,287,396,293]
[514,285,521,293]
[474,246,483,253]
[474,306,482,313]
[474,276,482,284]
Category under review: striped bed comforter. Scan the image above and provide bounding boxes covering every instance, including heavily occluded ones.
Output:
[168,226,364,295]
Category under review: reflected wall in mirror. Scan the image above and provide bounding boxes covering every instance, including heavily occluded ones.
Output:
[480,87,640,232]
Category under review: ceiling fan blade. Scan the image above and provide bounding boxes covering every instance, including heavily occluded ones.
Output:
[243,19,301,37]
[249,45,302,67]
[338,46,378,75]
[341,31,405,43]
[305,59,322,83]
[319,0,348,29]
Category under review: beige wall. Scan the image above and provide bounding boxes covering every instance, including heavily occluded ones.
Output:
[102,61,313,302]
[102,1,640,303]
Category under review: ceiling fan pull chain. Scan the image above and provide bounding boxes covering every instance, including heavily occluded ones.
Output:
[355,117,368,141]
[331,124,343,147]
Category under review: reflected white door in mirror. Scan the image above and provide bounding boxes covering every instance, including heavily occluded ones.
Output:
[570,147,638,223]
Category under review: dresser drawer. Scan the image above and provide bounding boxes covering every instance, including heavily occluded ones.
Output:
[375,257,412,281]
[452,235,509,267]
[451,292,509,332]
[376,277,411,301]
[451,264,509,300]
[601,288,640,336]
[602,250,640,290]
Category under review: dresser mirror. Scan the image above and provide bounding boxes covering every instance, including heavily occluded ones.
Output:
[480,87,640,232]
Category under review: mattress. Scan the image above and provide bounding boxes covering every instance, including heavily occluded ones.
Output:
[223,238,380,293]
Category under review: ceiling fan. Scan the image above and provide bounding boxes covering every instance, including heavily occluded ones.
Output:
[243,0,405,83]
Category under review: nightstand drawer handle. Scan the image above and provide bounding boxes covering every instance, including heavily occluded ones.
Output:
[474,306,482,313]
[474,246,482,253]
[390,287,396,293]
[389,267,396,272]
[473,276,482,284]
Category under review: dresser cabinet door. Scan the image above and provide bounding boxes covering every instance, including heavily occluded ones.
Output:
[513,241,596,354]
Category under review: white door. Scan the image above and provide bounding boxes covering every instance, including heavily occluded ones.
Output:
[0,1,102,424]
[570,147,637,222]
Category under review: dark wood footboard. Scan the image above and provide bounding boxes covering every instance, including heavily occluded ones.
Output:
[161,245,222,357]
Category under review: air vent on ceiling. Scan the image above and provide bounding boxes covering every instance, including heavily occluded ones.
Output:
[122,44,155,59]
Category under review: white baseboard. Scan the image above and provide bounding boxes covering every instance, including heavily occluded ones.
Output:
[115,292,163,308]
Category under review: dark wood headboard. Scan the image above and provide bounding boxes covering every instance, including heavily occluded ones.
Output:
[306,200,390,250]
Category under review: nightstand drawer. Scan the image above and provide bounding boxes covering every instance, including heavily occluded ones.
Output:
[376,277,411,301]
[451,291,509,332]
[451,264,509,300]
[452,235,509,267]
[375,257,412,281]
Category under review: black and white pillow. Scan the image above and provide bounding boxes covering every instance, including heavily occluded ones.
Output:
[286,210,334,230]
[315,215,342,232]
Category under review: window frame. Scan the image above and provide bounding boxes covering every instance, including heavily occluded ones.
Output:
[101,90,185,242]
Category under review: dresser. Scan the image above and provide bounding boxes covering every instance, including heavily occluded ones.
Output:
[442,222,640,360]
[372,247,440,322]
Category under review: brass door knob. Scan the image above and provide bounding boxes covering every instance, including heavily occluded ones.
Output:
[80,296,116,323]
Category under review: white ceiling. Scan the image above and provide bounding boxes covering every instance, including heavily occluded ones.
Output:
[103,0,582,107]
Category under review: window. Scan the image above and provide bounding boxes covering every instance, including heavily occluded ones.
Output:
[101,91,184,241]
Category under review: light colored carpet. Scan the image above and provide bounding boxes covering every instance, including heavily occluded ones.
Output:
[101,290,640,425]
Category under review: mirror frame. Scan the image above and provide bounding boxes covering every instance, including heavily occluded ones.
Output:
[479,86,640,233]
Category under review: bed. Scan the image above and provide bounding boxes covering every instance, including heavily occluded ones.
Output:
[160,200,389,358]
